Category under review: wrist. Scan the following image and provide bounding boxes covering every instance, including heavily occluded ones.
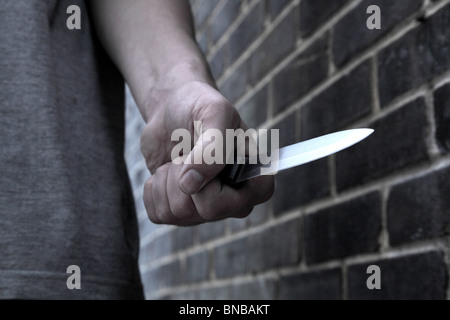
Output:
[140,59,216,123]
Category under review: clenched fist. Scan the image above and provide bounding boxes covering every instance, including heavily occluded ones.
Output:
[140,80,274,226]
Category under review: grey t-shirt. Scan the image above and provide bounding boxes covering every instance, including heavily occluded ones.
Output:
[0,0,144,299]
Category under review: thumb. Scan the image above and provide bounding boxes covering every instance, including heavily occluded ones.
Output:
[178,104,243,195]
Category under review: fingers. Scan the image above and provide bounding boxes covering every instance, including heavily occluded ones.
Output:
[178,92,242,195]
[144,162,205,226]
[193,174,274,220]
[143,162,275,226]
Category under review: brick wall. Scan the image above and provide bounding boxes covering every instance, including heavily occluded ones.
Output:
[125,0,450,300]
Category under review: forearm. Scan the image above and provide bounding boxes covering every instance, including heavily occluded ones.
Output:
[89,0,214,122]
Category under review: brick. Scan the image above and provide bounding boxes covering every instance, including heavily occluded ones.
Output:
[230,279,276,299]
[299,0,348,38]
[273,158,329,215]
[196,31,208,55]
[247,219,301,273]
[212,0,242,43]
[196,286,231,300]
[279,268,341,300]
[215,219,300,278]
[171,227,194,253]
[141,260,182,293]
[219,63,247,104]
[238,85,268,129]
[214,237,247,279]
[348,251,447,300]
[305,192,381,264]
[209,45,228,80]
[164,290,197,300]
[268,0,291,19]
[434,82,450,153]
[274,112,297,147]
[300,61,372,140]
[336,98,429,191]
[387,166,450,246]
[185,250,209,283]
[197,220,226,243]
[246,202,270,227]
[228,2,264,62]
[378,4,450,106]
[333,0,422,67]
[273,34,329,114]
[140,231,172,264]
[249,11,295,85]
[229,202,269,233]
[193,0,220,29]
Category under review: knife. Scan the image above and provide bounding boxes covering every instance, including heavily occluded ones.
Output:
[221,128,374,184]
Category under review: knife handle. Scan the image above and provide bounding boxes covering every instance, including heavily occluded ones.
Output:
[220,158,248,185]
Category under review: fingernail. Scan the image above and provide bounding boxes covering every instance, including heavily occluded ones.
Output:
[180,169,205,195]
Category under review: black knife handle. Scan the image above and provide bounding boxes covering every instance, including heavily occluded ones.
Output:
[220,158,248,185]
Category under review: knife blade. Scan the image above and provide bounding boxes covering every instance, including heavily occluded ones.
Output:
[221,128,374,184]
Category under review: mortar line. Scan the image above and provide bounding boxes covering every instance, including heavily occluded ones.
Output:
[371,55,381,114]
[424,86,441,159]
[341,262,348,300]
[379,186,390,252]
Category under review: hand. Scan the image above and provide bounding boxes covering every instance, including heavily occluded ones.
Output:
[140,80,274,226]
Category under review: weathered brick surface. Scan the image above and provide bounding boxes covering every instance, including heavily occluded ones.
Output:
[273,34,329,114]
[378,4,450,106]
[333,0,423,67]
[348,251,447,300]
[128,1,450,300]
[192,0,220,30]
[212,0,242,44]
[249,11,295,85]
[336,98,430,191]
[228,2,264,62]
[215,219,301,279]
[172,227,195,253]
[273,159,329,215]
[246,219,301,273]
[238,85,268,129]
[268,0,291,19]
[299,0,348,38]
[279,268,341,300]
[197,220,226,243]
[185,251,210,284]
[305,192,381,264]
[228,203,270,233]
[300,61,372,140]
[387,166,450,246]
[230,279,276,300]
[214,237,247,279]
[219,62,247,104]
[434,82,450,153]
[209,45,227,80]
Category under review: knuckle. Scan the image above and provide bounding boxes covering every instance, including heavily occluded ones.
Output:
[148,212,162,224]
[171,199,195,221]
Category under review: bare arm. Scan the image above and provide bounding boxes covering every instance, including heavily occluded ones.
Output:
[89,0,213,119]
